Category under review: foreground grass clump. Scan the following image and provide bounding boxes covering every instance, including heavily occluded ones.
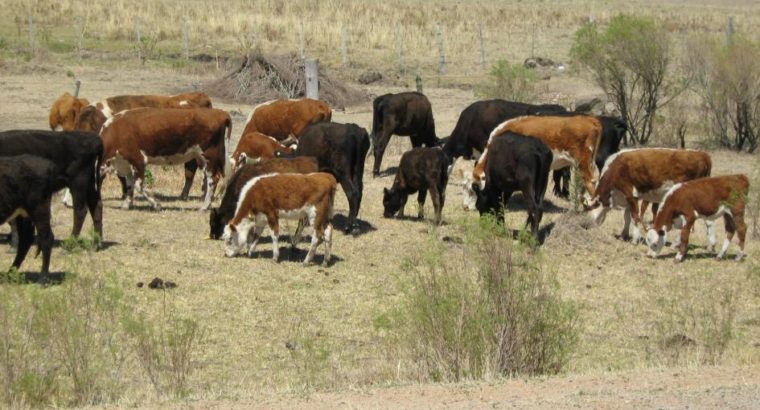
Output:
[0,273,202,408]
[392,217,579,382]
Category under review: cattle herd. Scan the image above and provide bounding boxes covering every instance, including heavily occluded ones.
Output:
[0,89,751,280]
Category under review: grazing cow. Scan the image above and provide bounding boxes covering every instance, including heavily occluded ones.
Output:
[223,172,336,265]
[383,147,450,224]
[552,116,628,198]
[230,132,294,172]
[589,148,712,243]
[646,174,749,262]
[441,99,567,160]
[209,157,319,240]
[371,92,439,176]
[49,92,90,131]
[470,132,553,240]
[74,91,213,200]
[1,156,62,275]
[0,130,103,240]
[99,108,231,211]
[465,115,603,209]
[241,98,332,145]
[295,122,370,234]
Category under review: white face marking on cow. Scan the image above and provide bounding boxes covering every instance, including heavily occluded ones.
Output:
[646,228,665,256]
[143,145,204,166]
[462,177,478,211]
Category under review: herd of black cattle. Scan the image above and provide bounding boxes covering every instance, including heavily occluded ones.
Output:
[1,89,749,281]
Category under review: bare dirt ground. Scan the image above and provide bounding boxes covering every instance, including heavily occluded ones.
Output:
[2,64,760,408]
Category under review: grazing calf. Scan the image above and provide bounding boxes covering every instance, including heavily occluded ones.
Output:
[471,132,553,240]
[49,92,90,131]
[371,92,439,176]
[465,115,603,209]
[296,122,370,234]
[241,98,332,145]
[0,156,63,275]
[589,148,712,243]
[0,130,103,241]
[209,157,319,239]
[646,174,749,262]
[230,132,294,171]
[383,147,450,224]
[100,108,231,211]
[223,172,337,265]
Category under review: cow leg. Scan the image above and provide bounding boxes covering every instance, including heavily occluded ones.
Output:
[9,221,18,251]
[200,169,217,212]
[86,177,104,246]
[290,219,306,248]
[10,216,34,273]
[180,160,197,201]
[339,178,359,234]
[303,213,321,265]
[735,211,747,261]
[246,221,265,258]
[267,214,281,262]
[321,224,333,267]
[621,207,632,241]
[372,128,393,176]
[705,220,717,253]
[118,176,130,200]
[32,201,54,275]
[132,161,160,210]
[675,218,695,262]
[522,185,541,239]
[552,168,570,199]
[69,177,90,237]
[428,184,443,225]
[417,189,428,220]
[624,195,643,244]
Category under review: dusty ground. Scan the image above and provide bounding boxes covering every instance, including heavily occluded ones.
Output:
[1,64,760,408]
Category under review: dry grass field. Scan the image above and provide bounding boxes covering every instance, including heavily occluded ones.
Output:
[1,0,760,408]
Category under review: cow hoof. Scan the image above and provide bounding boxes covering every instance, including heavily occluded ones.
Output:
[735,253,745,261]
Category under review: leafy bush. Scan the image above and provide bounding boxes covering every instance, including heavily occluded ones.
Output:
[396,216,579,382]
[687,35,760,152]
[571,14,688,145]
[476,59,537,102]
[60,229,101,254]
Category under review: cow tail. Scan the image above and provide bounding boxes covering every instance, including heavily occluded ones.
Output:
[370,98,382,154]
[95,142,104,194]
[221,116,234,193]
[535,152,551,209]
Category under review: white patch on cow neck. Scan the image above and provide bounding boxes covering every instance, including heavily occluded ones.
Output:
[142,145,203,166]
[235,172,279,216]
[661,182,683,206]
[101,104,113,119]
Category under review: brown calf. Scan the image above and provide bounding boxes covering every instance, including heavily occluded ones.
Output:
[49,92,90,131]
[100,107,231,211]
[465,115,603,209]
[223,172,336,265]
[646,174,749,262]
[230,132,294,171]
[590,148,712,243]
[241,98,332,144]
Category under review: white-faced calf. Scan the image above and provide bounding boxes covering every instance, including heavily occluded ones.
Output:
[223,172,336,266]
[646,174,749,262]
[382,147,450,224]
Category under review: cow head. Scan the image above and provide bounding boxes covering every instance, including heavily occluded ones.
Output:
[645,228,666,257]
[49,93,90,131]
[75,105,108,133]
[462,170,484,211]
[382,187,403,218]
[209,208,226,240]
[222,224,244,257]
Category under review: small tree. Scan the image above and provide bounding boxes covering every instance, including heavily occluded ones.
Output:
[687,35,760,152]
[476,59,537,102]
[571,14,687,145]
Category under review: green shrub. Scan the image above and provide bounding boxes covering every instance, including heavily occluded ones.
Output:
[396,216,579,382]
[60,229,101,254]
[476,59,537,102]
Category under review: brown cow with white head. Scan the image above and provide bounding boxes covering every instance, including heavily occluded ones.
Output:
[241,98,331,146]
[463,115,603,210]
[223,172,336,265]
[646,174,749,262]
[229,132,294,172]
[99,107,231,211]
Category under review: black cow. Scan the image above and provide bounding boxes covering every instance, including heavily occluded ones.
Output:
[383,147,450,224]
[296,122,370,234]
[0,130,104,242]
[551,116,628,198]
[1,155,63,275]
[472,132,553,240]
[371,92,438,176]
[441,99,567,160]
[208,157,319,240]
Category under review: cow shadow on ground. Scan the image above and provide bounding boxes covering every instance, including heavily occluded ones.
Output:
[331,214,377,236]
[501,221,556,246]
[104,203,196,212]
[51,238,119,251]
[0,271,68,286]
[373,167,399,178]
[242,247,344,267]
[506,194,566,214]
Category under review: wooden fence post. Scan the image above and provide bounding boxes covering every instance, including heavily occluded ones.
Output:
[416,71,423,93]
[395,24,404,73]
[183,16,190,60]
[74,80,81,97]
[27,8,34,55]
[305,58,319,99]
[340,25,348,66]
[299,19,305,59]
[436,24,446,75]
[478,25,486,70]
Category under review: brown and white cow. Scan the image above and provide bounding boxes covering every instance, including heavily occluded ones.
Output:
[464,115,603,210]
[49,92,90,131]
[646,174,749,262]
[229,132,294,172]
[589,148,712,243]
[222,172,336,265]
[241,98,331,145]
[100,107,231,211]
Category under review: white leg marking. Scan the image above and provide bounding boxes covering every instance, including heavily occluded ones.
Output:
[706,221,717,253]
[323,224,333,267]
[135,178,160,210]
[271,231,280,262]
[717,238,731,259]
[631,223,642,244]
[675,252,684,262]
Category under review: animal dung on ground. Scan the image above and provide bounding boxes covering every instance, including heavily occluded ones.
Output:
[146,277,178,290]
